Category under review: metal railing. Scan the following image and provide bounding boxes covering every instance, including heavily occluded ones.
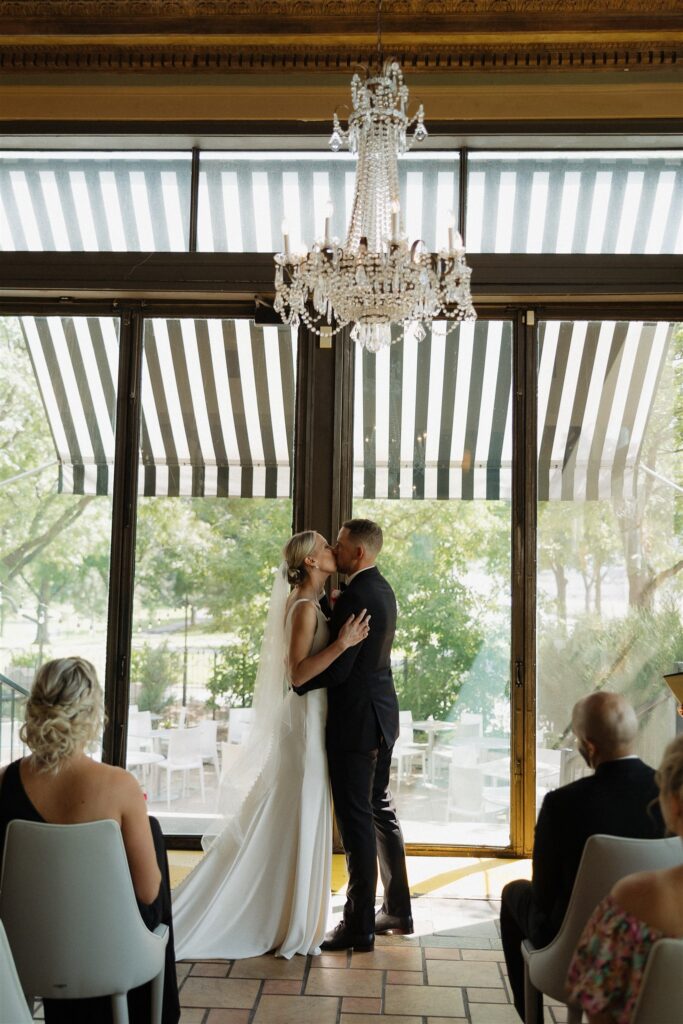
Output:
[0,671,29,766]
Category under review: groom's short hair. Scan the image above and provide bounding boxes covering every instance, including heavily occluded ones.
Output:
[342,518,383,557]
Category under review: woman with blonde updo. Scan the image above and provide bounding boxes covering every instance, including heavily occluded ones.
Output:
[173,530,370,961]
[0,657,180,1024]
[566,733,683,1023]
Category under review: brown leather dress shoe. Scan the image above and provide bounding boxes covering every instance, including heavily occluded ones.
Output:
[374,910,414,935]
[320,921,375,952]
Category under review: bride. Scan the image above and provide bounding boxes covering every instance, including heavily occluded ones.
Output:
[172,530,369,960]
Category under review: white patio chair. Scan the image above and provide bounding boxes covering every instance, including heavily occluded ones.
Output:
[522,833,683,1024]
[630,937,683,1024]
[227,707,253,745]
[0,919,31,1024]
[198,719,220,777]
[391,710,428,791]
[128,709,154,752]
[157,727,205,808]
[0,819,168,1024]
[446,762,508,822]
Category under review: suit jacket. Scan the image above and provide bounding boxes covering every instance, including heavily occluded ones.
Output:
[294,565,400,753]
[529,757,664,945]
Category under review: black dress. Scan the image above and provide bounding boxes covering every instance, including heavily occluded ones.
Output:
[0,759,180,1024]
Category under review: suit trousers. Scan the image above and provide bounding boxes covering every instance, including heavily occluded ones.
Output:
[329,734,411,934]
[500,879,544,1023]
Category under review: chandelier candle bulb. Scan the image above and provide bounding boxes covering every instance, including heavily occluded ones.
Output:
[281,219,290,256]
[391,200,400,243]
[324,201,333,247]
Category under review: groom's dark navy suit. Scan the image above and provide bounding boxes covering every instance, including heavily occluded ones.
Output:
[295,565,411,935]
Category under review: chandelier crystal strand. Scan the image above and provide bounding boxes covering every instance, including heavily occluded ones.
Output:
[273,58,476,353]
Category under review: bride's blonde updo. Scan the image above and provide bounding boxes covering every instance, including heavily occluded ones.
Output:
[20,657,103,773]
[282,530,317,586]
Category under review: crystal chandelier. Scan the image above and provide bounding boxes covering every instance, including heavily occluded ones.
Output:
[273,57,476,353]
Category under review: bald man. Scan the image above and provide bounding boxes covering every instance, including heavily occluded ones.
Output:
[500,692,664,1022]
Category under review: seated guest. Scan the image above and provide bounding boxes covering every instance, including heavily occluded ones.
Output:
[567,733,683,1023]
[0,656,180,1024]
[500,691,663,1022]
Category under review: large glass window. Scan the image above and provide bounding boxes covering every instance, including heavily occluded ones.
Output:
[0,314,120,764]
[130,318,296,835]
[0,152,192,252]
[197,151,460,254]
[353,321,513,846]
[466,152,683,254]
[536,320,683,792]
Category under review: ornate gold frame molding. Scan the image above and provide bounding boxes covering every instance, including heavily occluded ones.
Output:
[1,0,681,75]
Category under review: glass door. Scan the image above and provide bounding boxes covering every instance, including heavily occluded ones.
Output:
[352,319,513,847]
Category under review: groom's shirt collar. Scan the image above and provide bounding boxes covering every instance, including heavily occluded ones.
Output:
[345,565,376,585]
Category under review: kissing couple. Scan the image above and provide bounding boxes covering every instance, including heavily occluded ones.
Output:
[173,518,413,959]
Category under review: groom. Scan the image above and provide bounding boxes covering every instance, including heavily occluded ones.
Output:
[294,518,413,951]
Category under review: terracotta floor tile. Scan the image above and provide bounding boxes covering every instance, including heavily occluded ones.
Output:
[262,980,302,995]
[469,1004,521,1023]
[350,947,423,971]
[179,977,260,1009]
[461,948,506,961]
[229,955,305,980]
[206,1012,251,1024]
[427,1018,469,1023]
[252,994,339,1024]
[384,983,465,1017]
[179,1011,206,1024]
[306,966,383,997]
[386,970,424,985]
[467,986,508,1002]
[340,1017,421,1024]
[424,947,462,960]
[427,960,503,987]
[176,962,192,982]
[375,933,421,946]
[191,963,231,978]
[341,996,382,1013]
[317,951,351,968]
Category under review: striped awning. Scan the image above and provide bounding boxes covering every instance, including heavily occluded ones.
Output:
[198,152,460,255]
[0,152,192,252]
[20,316,297,498]
[21,315,670,502]
[354,320,672,501]
[466,152,683,254]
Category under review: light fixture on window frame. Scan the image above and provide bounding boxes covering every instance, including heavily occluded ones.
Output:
[273,4,476,353]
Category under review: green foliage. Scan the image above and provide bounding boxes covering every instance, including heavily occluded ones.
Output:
[130,642,178,714]
[206,639,260,711]
[539,603,683,745]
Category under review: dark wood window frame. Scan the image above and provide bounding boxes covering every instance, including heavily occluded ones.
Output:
[1,124,682,853]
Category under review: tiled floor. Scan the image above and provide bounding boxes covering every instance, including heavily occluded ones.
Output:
[170,855,570,1024]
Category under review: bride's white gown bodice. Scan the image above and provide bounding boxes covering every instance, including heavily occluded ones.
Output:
[172,600,331,960]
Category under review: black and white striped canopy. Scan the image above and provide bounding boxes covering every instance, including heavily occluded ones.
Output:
[354,319,672,501]
[20,317,297,498]
[21,316,671,502]
[0,152,192,251]
[3,150,681,256]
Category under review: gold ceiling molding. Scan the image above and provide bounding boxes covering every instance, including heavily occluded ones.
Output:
[0,0,681,76]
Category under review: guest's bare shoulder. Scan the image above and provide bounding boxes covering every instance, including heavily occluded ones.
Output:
[613,867,683,935]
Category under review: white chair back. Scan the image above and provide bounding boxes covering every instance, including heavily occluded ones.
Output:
[198,718,218,755]
[524,834,683,1012]
[227,707,253,744]
[631,937,683,1024]
[0,919,31,1023]
[167,726,202,765]
[0,819,168,1022]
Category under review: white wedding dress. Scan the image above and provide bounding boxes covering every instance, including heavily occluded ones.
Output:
[172,598,332,960]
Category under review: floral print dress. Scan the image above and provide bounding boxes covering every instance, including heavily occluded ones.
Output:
[566,894,665,1024]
